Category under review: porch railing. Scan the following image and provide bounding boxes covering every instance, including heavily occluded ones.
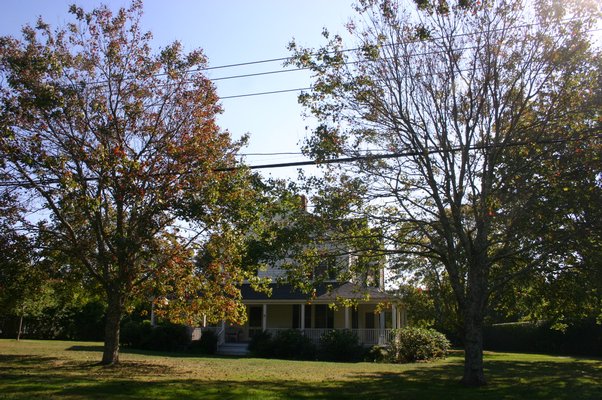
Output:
[265,328,394,345]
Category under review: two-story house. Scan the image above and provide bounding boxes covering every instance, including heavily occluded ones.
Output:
[206,232,407,355]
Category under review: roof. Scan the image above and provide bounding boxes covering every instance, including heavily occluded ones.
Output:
[240,282,392,303]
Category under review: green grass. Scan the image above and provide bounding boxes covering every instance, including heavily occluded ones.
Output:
[0,339,600,399]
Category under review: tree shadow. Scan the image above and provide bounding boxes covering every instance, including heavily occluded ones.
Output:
[66,345,105,352]
[1,353,600,399]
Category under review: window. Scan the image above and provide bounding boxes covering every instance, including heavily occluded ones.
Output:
[249,306,262,328]
[304,305,312,329]
[352,308,359,329]
[315,305,334,329]
[365,312,375,329]
[292,305,300,329]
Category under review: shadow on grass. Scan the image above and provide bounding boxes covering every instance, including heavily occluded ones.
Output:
[67,345,105,352]
[1,354,600,400]
[66,344,242,361]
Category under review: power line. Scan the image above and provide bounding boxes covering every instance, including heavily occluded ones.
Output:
[75,19,599,91]
[2,134,599,187]
[220,87,311,100]
[191,17,596,75]
[217,135,602,171]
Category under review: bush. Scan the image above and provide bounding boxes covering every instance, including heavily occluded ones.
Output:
[120,321,190,352]
[387,327,450,363]
[120,320,153,348]
[318,329,364,362]
[249,330,316,360]
[365,345,389,362]
[484,320,602,357]
[248,330,273,357]
[189,330,218,355]
[271,329,316,360]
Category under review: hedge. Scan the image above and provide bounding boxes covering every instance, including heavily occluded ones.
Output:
[483,319,602,356]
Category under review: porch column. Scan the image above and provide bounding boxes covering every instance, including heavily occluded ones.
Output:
[219,320,226,345]
[344,306,350,329]
[300,304,306,331]
[392,304,398,329]
[379,310,385,330]
[262,303,267,331]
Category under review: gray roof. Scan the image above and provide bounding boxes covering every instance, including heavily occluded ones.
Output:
[240,282,391,303]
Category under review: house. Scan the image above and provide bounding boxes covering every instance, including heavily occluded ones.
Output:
[205,242,406,355]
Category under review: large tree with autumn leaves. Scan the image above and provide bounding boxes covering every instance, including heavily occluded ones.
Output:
[288,0,601,386]
[0,2,261,364]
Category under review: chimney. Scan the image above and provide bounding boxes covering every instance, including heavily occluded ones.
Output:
[299,195,307,211]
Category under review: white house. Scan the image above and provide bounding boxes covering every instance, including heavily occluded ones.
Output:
[206,249,406,355]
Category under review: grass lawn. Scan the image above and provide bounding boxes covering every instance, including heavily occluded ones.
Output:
[0,339,600,399]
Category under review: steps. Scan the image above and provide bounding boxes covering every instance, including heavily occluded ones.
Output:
[217,342,249,356]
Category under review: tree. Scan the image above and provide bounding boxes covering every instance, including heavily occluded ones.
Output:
[0,2,259,364]
[288,0,600,385]
[489,56,602,326]
[0,214,51,340]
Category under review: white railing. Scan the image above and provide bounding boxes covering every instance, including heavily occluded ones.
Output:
[264,328,393,345]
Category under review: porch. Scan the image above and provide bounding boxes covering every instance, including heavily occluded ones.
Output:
[264,327,395,345]
[208,301,406,347]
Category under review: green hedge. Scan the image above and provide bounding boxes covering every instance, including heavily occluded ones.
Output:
[249,329,367,362]
[249,329,316,360]
[318,329,364,362]
[484,319,602,356]
[120,320,190,352]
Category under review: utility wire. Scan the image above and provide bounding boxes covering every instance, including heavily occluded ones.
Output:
[77,19,598,88]
[217,135,602,171]
[1,134,599,187]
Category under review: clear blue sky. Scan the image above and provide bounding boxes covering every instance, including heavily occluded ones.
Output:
[1,0,356,180]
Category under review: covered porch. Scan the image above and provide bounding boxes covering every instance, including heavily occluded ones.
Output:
[209,282,406,347]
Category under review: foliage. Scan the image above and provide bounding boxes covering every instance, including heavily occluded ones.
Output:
[365,344,388,362]
[120,320,153,349]
[0,298,106,341]
[120,320,190,352]
[288,0,601,385]
[387,327,450,363]
[484,319,602,357]
[188,330,218,355]
[318,329,364,362]
[0,1,264,364]
[249,329,316,360]
[270,329,316,360]
[247,330,273,357]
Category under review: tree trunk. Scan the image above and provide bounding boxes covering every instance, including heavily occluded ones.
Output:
[101,290,124,365]
[17,314,24,341]
[461,309,487,386]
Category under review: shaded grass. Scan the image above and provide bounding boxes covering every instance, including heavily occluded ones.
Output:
[0,339,600,399]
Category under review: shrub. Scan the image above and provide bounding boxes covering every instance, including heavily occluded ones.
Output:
[319,329,364,362]
[120,320,153,348]
[248,330,273,357]
[271,329,316,360]
[120,321,190,352]
[484,320,602,357]
[189,330,218,355]
[365,345,389,362]
[145,323,190,352]
[249,329,316,360]
[387,327,450,363]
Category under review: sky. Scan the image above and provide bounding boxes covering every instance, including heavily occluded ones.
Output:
[0,0,357,180]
